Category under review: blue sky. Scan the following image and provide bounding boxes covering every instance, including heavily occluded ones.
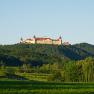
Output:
[0,0,94,44]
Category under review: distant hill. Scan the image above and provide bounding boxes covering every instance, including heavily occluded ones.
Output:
[0,43,94,66]
[74,43,94,55]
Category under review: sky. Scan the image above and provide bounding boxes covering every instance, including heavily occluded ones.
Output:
[0,0,94,44]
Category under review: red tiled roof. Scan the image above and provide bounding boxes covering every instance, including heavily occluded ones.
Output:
[26,39,33,41]
[25,37,61,41]
[52,38,60,41]
[35,38,51,41]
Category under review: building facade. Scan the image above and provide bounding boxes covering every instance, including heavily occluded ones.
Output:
[20,36,62,45]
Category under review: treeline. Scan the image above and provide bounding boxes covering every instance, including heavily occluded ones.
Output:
[62,57,94,82]
[0,43,94,66]
[0,57,94,82]
[33,57,94,82]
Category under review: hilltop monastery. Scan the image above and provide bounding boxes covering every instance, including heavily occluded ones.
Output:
[20,36,69,45]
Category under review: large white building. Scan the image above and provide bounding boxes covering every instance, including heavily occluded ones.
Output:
[20,36,62,45]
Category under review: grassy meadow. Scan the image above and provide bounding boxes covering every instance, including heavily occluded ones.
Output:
[0,81,94,94]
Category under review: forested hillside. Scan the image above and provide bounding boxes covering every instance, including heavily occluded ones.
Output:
[74,43,94,55]
[0,43,94,66]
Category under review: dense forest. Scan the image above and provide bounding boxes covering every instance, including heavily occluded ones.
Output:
[0,43,94,66]
[0,43,94,82]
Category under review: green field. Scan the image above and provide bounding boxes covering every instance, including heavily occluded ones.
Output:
[0,81,94,94]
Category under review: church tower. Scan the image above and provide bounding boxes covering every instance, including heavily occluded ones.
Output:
[20,37,23,43]
[33,35,36,44]
[59,36,62,45]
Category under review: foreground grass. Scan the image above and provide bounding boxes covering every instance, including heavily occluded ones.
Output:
[0,81,94,94]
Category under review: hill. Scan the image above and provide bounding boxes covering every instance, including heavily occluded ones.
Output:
[0,43,94,66]
[74,43,94,55]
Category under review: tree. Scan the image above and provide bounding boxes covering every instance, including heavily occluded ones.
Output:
[48,70,62,82]
[21,64,31,73]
